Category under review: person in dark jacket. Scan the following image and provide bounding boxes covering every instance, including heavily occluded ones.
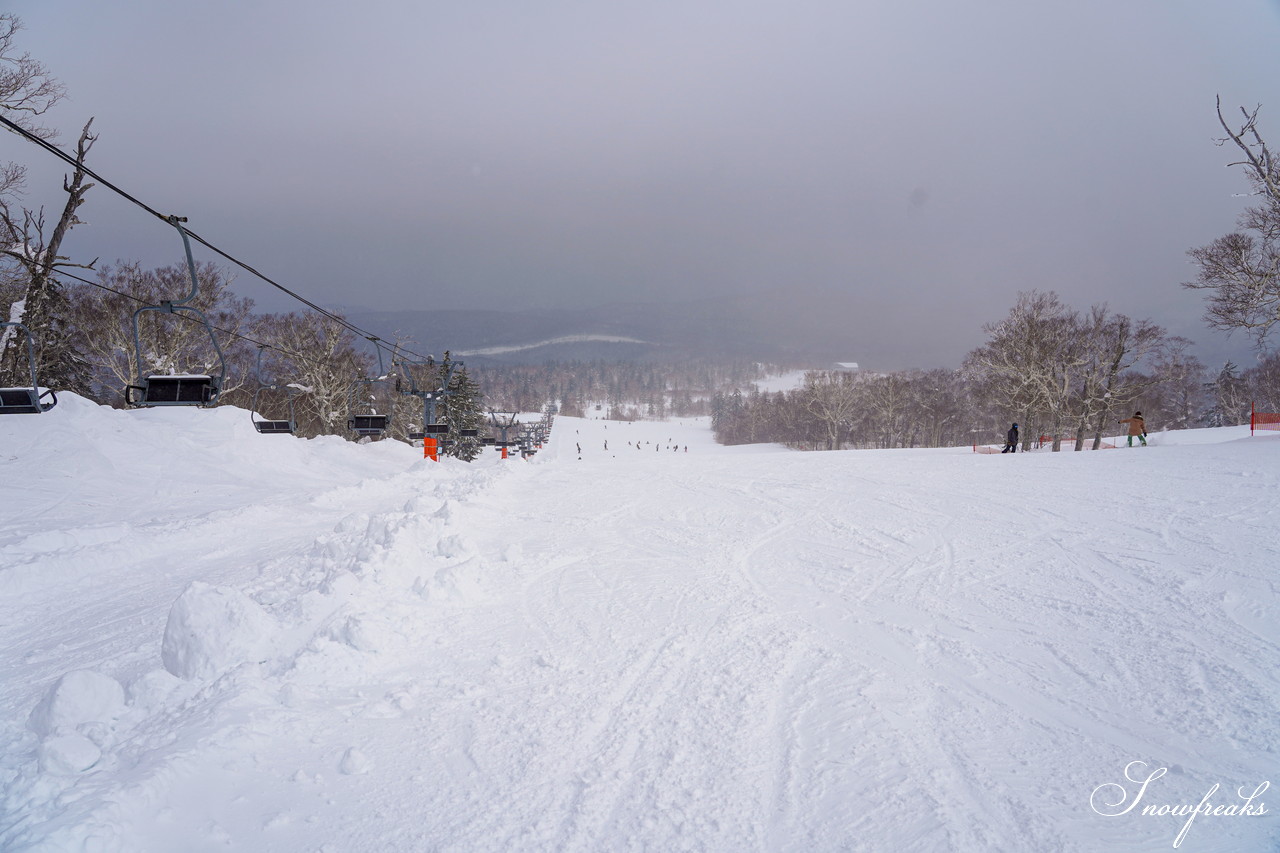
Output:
[1002,423,1019,453]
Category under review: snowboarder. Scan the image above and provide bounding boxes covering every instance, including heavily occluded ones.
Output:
[1118,412,1147,447]
[1002,423,1019,453]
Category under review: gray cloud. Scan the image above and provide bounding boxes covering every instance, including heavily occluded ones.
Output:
[5,0,1280,367]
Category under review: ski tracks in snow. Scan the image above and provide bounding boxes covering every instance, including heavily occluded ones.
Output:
[4,411,1279,851]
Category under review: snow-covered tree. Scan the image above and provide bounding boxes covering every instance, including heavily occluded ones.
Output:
[801,371,861,450]
[438,352,486,461]
[257,311,372,437]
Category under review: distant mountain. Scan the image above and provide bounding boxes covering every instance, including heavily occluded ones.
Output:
[346,288,969,369]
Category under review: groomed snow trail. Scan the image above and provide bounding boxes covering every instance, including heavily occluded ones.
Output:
[2,400,1277,851]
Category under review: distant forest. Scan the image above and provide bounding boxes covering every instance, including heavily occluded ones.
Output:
[714,291,1280,452]
[5,254,1279,454]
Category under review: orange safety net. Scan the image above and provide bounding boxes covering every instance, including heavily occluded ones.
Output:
[1253,411,1280,431]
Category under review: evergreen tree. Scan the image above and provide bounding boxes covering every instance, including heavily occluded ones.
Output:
[438,352,486,461]
[1205,362,1249,427]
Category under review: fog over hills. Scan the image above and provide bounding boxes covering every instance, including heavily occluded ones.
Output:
[346,288,969,369]
[346,286,1257,373]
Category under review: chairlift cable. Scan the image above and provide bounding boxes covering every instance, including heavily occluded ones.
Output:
[0,114,435,366]
[47,266,339,376]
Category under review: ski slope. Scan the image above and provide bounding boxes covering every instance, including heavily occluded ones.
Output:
[1,395,1277,852]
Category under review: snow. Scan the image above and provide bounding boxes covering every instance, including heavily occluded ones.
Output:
[160,582,280,681]
[2,394,1277,852]
[456,335,651,357]
[753,369,810,393]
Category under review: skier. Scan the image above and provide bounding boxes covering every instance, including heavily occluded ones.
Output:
[1118,411,1147,447]
[1002,423,1019,453]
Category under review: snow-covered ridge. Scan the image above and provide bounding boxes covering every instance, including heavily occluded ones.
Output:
[454,333,652,356]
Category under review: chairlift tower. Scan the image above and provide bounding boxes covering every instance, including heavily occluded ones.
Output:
[487,411,520,459]
[396,356,453,441]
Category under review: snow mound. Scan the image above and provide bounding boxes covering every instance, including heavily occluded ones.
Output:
[38,733,102,775]
[339,747,372,775]
[26,670,125,737]
[161,582,278,680]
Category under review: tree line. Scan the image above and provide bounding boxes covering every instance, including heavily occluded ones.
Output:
[471,358,765,420]
[712,297,1280,451]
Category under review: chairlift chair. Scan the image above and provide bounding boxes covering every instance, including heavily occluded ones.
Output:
[347,338,393,438]
[347,381,390,436]
[0,322,57,414]
[124,216,227,408]
[408,423,450,441]
[250,346,297,434]
[348,412,389,437]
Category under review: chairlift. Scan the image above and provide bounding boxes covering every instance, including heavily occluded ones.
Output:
[124,216,227,407]
[407,423,450,441]
[0,322,57,414]
[396,355,457,443]
[347,337,393,438]
[250,345,297,434]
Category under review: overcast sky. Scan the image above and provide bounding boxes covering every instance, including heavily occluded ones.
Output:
[4,0,1279,367]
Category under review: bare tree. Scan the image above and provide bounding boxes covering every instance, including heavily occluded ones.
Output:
[1143,336,1207,430]
[909,368,969,449]
[802,370,861,450]
[0,15,65,133]
[966,291,1085,450]
[1243,351,1280,412]
[0,13,65,208]
[1070,308,1166,450]
[861,373,915,449]
[0,120,96,391]
[258,311,374,437]
[1184,100,1280,347]
[0,13,87,390]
